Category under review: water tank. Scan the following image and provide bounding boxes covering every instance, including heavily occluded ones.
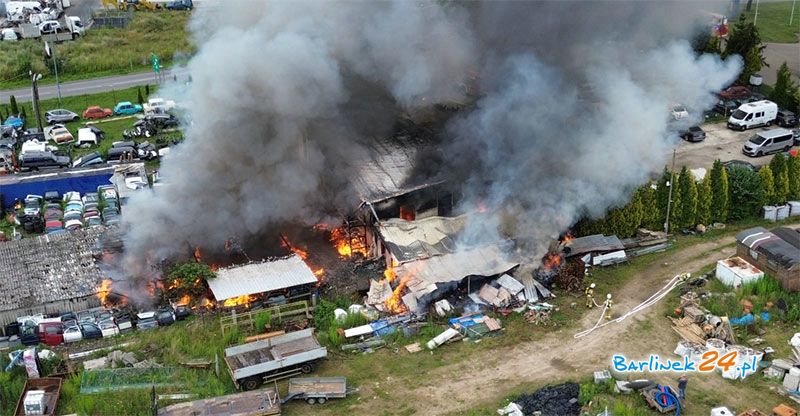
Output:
[749,74,763,86]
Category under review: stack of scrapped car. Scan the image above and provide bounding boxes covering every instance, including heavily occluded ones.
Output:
[82,192,102,228]
[98,185,121,225]
[63,191,84,231]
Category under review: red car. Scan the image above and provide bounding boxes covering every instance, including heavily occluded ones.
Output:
[38,321,64,346]
[83,106,113,120]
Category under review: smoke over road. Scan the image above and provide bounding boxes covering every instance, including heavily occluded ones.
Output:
[122,1,741,280]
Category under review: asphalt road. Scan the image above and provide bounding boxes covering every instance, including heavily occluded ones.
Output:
[0,68,188,103]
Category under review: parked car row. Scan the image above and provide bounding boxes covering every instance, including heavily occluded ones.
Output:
[98,185,122,225]
[8,303,192,347]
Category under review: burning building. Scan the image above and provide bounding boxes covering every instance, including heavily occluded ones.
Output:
[0,227,121,331]
[336,118,458,261]
[365,215,519,313]
[206,254,320,308]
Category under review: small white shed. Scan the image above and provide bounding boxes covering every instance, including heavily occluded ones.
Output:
[715,257,763,288]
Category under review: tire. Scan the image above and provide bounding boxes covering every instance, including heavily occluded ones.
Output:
[241,377,262,391]
[306,398,317,404]
[756,151,763,157]
[318,397,327,404]
[73,116,79,121]
[300,363,314,374]
[785,146,791,152]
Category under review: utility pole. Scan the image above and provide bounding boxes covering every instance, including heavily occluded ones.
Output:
[754,0,760,25]
[664,149,677,234]
[30,71,43,132]
[52,43,62,106]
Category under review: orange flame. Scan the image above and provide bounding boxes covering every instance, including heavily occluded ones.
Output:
[200,297,214,309]
[330,227,368,258]
[384,276,409,314]
[560,233,574,244]
[96,279,113,306]
[168,279,182,290]
[194,247,202,263]
[223,295,255,308]
[178,295,191,305]
[542,252,562,272]
[281,236,324,282]
[210,264,220,272]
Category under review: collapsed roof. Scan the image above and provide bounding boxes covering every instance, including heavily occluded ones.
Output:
[376,215,519,307]
[398,241,519,304]
[350,122,446,205]
[377,215,467,263]
[737,227,800,268]
[0,227,114,313]
[207,255,318,301]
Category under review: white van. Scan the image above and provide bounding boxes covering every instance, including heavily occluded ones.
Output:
[727,100,778,131]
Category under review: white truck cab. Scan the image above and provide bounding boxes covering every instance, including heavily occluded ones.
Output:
[65,16,84,36]
[727,100,778,131]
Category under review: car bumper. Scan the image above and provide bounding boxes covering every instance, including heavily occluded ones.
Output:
[742,147,758,157]
[727,122,742,130]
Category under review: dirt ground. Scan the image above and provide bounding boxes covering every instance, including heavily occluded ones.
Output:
[334,225,800,415]
[672,121,795,171]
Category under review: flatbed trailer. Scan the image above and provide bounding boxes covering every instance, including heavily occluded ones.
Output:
[282,377,356,405]
[224,328,327,391]
[157,388,281,416]
[13,377,62,416]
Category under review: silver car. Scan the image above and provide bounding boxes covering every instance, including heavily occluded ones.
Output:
[45,109,79,124]
[742,128,794,157]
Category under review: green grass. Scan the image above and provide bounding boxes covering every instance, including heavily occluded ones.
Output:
[742,1,800,43]
[1,84,182,161]
[0,11,193,89]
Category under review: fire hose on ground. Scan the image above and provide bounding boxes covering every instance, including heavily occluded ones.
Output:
[574,273,684,339]
[653,385,681,416]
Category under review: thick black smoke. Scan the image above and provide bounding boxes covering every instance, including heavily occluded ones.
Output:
[122,1,741,279]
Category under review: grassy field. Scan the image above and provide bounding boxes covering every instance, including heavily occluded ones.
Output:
[1,219,797,415]
[0,11,193,90]
[742,1,800,43]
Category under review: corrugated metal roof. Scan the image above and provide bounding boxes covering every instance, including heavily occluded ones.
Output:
[208,255,318,301]
[737,226,800,268]
[351,134,445,204]
[378,215,467,263]
[0,227,113,312]
[564,234,625,257]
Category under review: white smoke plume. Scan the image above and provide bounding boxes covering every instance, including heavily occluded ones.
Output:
[447,2,742,263]
[122,1,743,282]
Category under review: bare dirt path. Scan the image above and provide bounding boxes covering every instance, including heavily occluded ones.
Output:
[341,225,799,415]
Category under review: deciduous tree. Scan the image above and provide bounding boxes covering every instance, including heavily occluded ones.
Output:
[729,166,763,220]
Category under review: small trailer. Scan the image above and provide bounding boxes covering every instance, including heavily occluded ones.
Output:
[157,388,281,416]
[281,377,356,405]
[14,377,63,416]
[224,328,328,391]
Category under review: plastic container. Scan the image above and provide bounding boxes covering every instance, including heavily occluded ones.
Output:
[788,201,800,216]
[776,205,790,220]
[763,206,778,221]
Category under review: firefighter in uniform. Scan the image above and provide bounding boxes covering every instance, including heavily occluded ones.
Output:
[605,293,614,320]
[585,283,596,308]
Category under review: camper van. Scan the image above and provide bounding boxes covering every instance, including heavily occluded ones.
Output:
[727,100,778,131]
[742,128,795,157]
